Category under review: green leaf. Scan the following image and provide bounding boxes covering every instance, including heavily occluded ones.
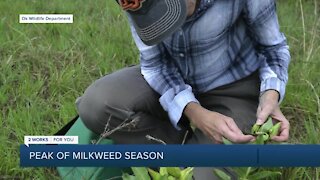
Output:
[248,170,281,180]
[131,167,151,180]
[180,167,193,180]
[159,167,168,176]
[262,133,270,141]
[259,117,273,133]
[148,169,168,180]
[251,124,261,134]
[233,167,258,178]
[269,122,281,138]
[122,173,137,180]
[255,135,265,144]
[148,168,162,180]
[233,167,248,177]
[213,169,231,180]
[167,167,181,178]
[248,167,258,173]
[222,137,233,145]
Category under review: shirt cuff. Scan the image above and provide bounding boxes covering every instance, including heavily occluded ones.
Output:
[159,85,199,130]
[260,77,286,103]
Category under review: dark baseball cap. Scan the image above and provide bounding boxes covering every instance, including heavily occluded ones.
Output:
[116,0,187,46]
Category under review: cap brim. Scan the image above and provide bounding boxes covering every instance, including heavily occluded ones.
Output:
[127,0,187,46]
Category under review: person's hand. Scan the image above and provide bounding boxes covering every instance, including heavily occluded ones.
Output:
[256,90,290,142]
[184,102,255,144]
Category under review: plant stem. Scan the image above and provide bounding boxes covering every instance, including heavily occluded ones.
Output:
[299,0,306,55]
[245,167,252,178]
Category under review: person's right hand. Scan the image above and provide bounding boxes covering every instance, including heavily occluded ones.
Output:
[184,102,255,144]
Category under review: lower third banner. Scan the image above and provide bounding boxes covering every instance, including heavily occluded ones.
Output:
[20,145,320,167]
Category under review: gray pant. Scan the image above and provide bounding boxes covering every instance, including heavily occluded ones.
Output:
[76,65,260,179]
[77,65,260,143]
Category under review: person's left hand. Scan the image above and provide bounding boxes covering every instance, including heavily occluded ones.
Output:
[256,90,290,142]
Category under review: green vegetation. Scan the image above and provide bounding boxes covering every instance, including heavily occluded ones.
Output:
[122,167,193,180]
[0,0,319,179]
[223,117,282,145]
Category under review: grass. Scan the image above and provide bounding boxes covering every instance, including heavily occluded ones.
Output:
[0,0,319,179]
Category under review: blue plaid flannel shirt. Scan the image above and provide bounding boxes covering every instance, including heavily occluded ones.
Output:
[129,0,290,129]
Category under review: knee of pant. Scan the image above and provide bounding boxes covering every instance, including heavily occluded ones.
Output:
[77,79,136,134]
[77,81,114,134]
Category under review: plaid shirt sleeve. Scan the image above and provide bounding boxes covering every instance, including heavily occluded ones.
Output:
[244,0,291,103]
[129,21,199,130]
